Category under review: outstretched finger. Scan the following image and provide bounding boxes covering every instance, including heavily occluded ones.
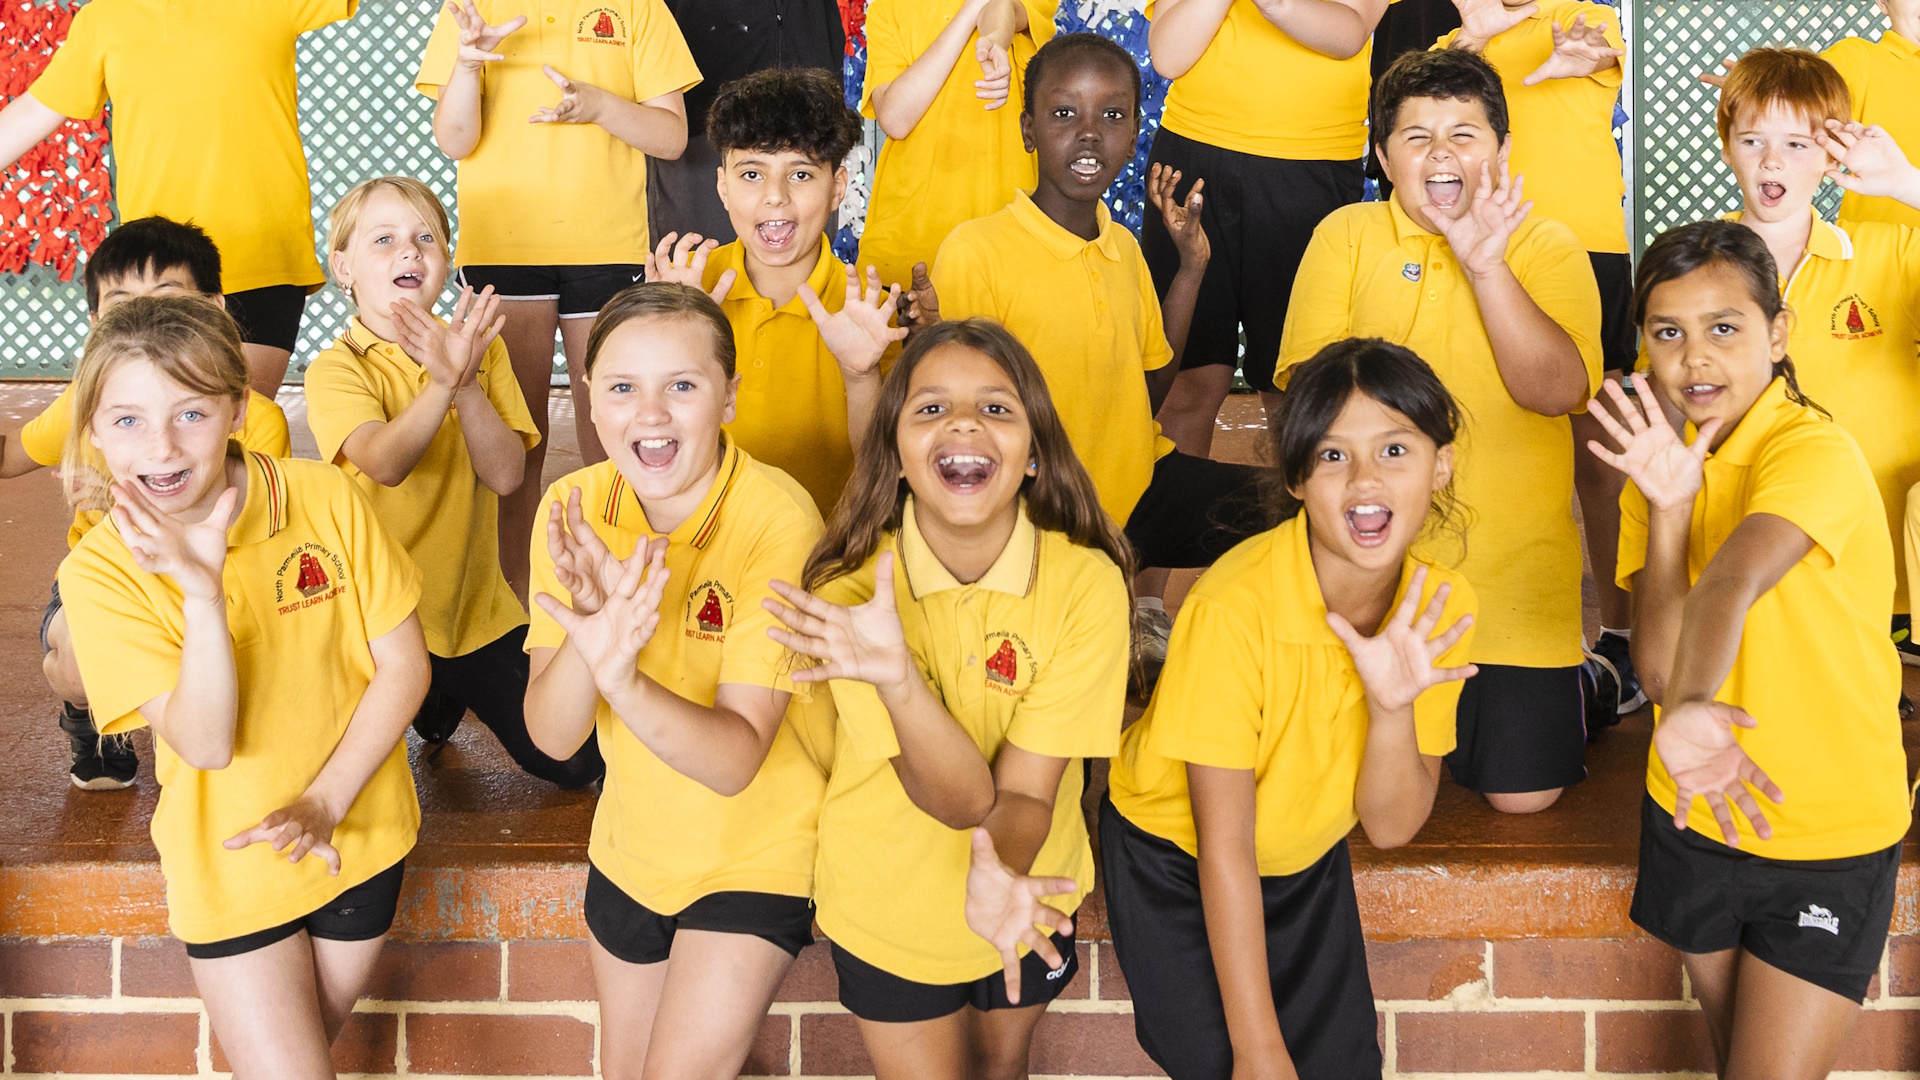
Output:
[871,552,902,615]
[310,838,342,876]
[1424,612,1475,664]
[223,820,279,850]
[534,591,587,636]
[1739,755,1784,806]
[796,280,833,324]
[1184,177,1206,215]
[1412,580,1452,640]
[707,268,738,305]
[1707,793,1742,848]
[1389,565,1432,630]
[1323,610,1365,652]
[1729,785,1773,841]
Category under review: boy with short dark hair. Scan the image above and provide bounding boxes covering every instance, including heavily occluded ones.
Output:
[650,67,906,516]
[0,216,292,790]
[1281,47,1603,815]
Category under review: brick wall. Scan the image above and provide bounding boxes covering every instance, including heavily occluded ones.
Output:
[4,932,1917,1077]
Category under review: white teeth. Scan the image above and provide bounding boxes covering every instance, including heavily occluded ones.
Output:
[638,438,674,448]
[1429,173,1460,182]
[938,454,991,465]
[1350,504,1387,514]
[1686,384,1716,393]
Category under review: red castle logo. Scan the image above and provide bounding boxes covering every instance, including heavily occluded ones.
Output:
[593,11,615,36]
[294,552,331,598]
[696,588,725,633]
[986,639,1018,686]
[1847,301,1866,335]
[1829,293,1884,340]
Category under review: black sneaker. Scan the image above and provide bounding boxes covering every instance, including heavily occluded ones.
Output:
[1592,631,1648,714]
[1891,615,1920,668]
[1580,648,1622,740]
[58,703,134,791]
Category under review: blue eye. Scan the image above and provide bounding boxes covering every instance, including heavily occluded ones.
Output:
[670,380,695,392]
[113,416,136,428]
[181,410,204,422]
[610,382,633,393]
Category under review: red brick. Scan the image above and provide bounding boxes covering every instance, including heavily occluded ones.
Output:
[1595,1008,1716,1072]
[507,940,595,1002]
[120,935,196,998]
[212,1011,398,1074]
[1492,939,1683,1000]
[1890,935,1920,997]
[743,1013,792,1076]
[776,941,839,1002]
[1097,940,1131,1001]
[799,1013,873,1075]
[1834,1007,1920,1071]
[1366,939,1485,1001]
[406,1013,595,1075]
[1395,1011,1584,1072]
[365,940,500,1001]
[11,1010,199,1074]
[0,937,112,997]
[1030,1012,1162,1075]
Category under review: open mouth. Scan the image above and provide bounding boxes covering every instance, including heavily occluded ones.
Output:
[1682,382,1725,408]
[934,453,997,494]
[1068,154,1105,183]
[755,220,798,251]
[139,470,191,497]
[393,271,423,290]
[1424,173,1464,211]
[634,437,679,470]
[1345,504,1392,547]
[1757,181,1787,207]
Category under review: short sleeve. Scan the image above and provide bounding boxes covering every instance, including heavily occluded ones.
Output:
[1275,216,1359,385]
[415,3,461,97]
[858,0,905,118]
[1615,480,1650,589]
[1134,245,1174,372]
[1745,426,1871,569]
[1020,0,1059,46]
[28,4,108,119]
[1433,28,1460,49]
[302,350,392,467]
[1005,560,1129,759]
[714,504,822,693]
[525,481,576,652]
[289,0,357,34]
[241,392,292,459]
[58,543,179,736]
[631,0,703,104]
[479,339,542,451]
[1512,217,1604,400]
[336,473,423,641]
[816,557,926,763]
[1143,591,1266,770]
[929,228,1000,322]
[1411,570,1476,756]
[18,384,76,467]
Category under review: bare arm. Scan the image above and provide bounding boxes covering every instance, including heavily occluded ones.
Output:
[1148,166,1211,413]
[0,432,44,479]
[1353,731,1442,849]
[877,656,999,828]
[1626,502,1693,705]
[1251,0,1389,59]
[1473,266,1590,415]
[526,644,604,759]
[0,93,66,173]
[539,77,690,159]
[979,742,1068,872]
[429,2,526,160]
[1191,763,1296,1079]
[601,669,790,796]
[869,0,1000,139]
[337,386,459,487]
[350,291,515,489]
[1147,0,1235,79]
[137,591,239,771]
[1662,513,1812,708]
[449,380,528,495]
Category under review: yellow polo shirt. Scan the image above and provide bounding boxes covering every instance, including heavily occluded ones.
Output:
[704,239,854,516]
[525,440,830,913]
[1279,198,1602,668]
[59,453,422,944]
[1617,378,1908,860]
[304,319,541,658]
[813,498,1129,984]
[1147,0,1379,160]
[855,0,1057,292]
[933,191,1176,527]
[29,1,351,293]
[1110,514,1475,875]
[1824,31,1920,230]
[417,0,702,267]
[21,384,290,550]
[1435,0,1627,253]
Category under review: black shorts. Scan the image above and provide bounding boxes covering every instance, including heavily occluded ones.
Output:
[1142,128,1365,393]
[583,863,815,966]
[183,859,405,960]
[830,914,1080,1023]
[1629,795,1900,1002]
[417,626,603,789]
[1098,797,1381,1079]
[40,578,61,655]
[1445,663,1588,794]
[1123,449,1270,570]
[1589,251,1635,374]
[223,284,308,354]
[458,264,646,319]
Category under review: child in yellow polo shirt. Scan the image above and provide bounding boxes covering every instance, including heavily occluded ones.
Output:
[765,319,1129,1072]
[1824,0,1920,228]
[856,0,1058,292]
[929,33,1266,674]
[1599,220,1907,1061]
[1104,338,1477,1078]
[1142,0,1386,455]
[0,0,357,394]
[306,177,601,789]
[1281,48,1603,816]
[416,0,702,604]
[57,295,428,1076]
[0,217,291,793]
[648,67,907,516]
[523,283,829,1078]
[1437,0,1645,718]
[1698,48,1920,661]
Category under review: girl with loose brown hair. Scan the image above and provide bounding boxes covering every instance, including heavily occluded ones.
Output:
[766,318,1132,1076]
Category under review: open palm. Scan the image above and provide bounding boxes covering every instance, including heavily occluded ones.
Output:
[536,544,670,693]
[1325,567,1478,713]
[964,828,1075,1005]
[1584,374,1716,510]
[1654,699,1783,846]
[802,265,906,381]
[110,481,236,602]
[766,552,914,693]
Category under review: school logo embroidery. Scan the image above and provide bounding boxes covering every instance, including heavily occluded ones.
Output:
[273,543,348,614]
[576,7,627,45]
[1402,262,1423,283]
[1797,904,1841,935]
[1828,294,1885,341]
[981,632,1036,697]
[685,581,734,642]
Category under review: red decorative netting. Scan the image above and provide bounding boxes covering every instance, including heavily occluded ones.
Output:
[0,0,110,281]
[838,0,865,54]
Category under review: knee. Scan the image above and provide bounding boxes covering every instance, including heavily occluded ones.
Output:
[974,1045,1033,1080]
[43,643,86,706]
[1485,789,1563,815]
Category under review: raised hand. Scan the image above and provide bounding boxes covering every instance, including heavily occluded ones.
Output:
[765,552,915,696]
[645,232,736,304]
[963,828,1076,1005]
[1449,0,1535,48]
[1325,567,1479,713]
[801,264,907,380]
[546,488,656,617]
[1428,162,1531,278]
[530,65,614,126]
[900,261,941,336]
[1817,119,1920,204]
[1584,373,1718,511]
[1697,56,1735,88]
[224,794,342,875]
[109,481,237,602]
[1654,699,1783,846]
[1522,14,1623,85]
[974,38,1013,109]
[536,542,672,694]
[448,0,524,71]
[392,285,505,389]
[1149,165,1210,271]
